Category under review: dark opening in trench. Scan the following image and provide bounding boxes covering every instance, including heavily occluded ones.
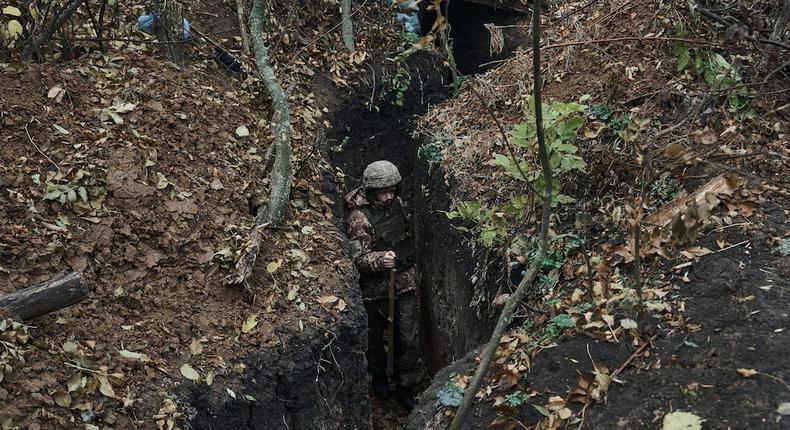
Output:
[419,0,530,75]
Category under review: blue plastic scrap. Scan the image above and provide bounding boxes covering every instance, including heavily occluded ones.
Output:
[384,0,420,33]
[137,13,191,40]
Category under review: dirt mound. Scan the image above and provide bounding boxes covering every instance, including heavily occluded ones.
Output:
[0,49,362,428]
[408,0,790,428]
[0,0,430,424]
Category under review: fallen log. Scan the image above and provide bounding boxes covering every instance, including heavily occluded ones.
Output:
[0,272,88,320]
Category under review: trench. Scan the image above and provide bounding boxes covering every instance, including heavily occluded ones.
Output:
[183,3,529,428]
[327,4,528,419]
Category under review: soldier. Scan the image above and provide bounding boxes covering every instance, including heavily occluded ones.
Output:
[344,160,423,409]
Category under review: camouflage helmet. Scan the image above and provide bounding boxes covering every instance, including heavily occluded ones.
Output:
[363,160,402,191]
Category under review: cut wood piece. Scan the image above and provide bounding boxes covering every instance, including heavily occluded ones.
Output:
[644,175,738,228]
[463,0,534,14]
[0,272,88,320]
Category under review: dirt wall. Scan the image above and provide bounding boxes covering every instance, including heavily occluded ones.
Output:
[185,274,370,430]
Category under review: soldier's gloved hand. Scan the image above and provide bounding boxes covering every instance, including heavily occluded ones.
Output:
[381,251,397,269]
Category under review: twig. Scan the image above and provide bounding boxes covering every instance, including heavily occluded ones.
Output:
[577,402,589,430]
[286,0,370,66]
[464,80,540,196]
[22,0,85,57]
[54,28,237,46]
[612,334,657,378]
[558,0,599,20]
[761,60,790,86]
[545,36,724,50]
[24,120,58,169]
[709,240,749,255]
[696,5,790,51]
[705,221,752,236]
[758,371,790,392]
[366,62,376,109]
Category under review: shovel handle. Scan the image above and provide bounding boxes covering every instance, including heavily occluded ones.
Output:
[386,268,397,377]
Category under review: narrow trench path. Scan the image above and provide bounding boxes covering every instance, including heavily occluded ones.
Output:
[324,5,531,428]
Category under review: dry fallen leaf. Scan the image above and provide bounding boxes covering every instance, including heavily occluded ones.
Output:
[620,318,638,330]
[318,295,338,305]
[661,411,704,430]
[680,246,712,260]
[180,363,200,382]
[241,314,258,334]
[736,368,757,378]
[189,338,204,355]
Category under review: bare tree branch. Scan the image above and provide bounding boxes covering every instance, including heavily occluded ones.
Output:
[21,0,85,58]
[449,3,552,428]
[236,0,251,55]
[228,0,292,287]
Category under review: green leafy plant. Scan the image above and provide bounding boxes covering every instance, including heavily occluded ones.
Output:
[673,20,753,114]
[418,136,446,165]
[385,67,411,106]
[543,313,576,338]
[38,168,105,217]
[492,99,587,206]
[588,103,616,122]
[446,99,588,247]
[588,103,630,131]
[504,390,532,407]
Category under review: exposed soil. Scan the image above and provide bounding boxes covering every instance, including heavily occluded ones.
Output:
[409,177,790,429]
[2,0,788,429]
[405,0,790,428]
[0,1,409,429]
[0,51,363,429]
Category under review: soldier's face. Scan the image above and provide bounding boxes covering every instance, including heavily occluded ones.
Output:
[373,190,395,206]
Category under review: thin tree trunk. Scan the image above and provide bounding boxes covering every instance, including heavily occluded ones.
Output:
[228,0,292,287]
[155,0,186,67]
[771,0,790,43]
[236,0,251,55]
[0,272,88,320]
[449,3,551,428]
[341,0,356,53]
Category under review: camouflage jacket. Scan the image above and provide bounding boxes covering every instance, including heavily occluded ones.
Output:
[344,187,417,302]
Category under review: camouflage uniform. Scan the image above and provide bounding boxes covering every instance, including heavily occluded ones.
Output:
[344,186,424,387]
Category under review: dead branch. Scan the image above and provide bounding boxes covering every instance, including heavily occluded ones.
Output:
[696,4,790,51]
[22,0,85,58]
[449,3,553,427]
[341,0,356,53]
[545,36,728,50]
[236,0,251,55]
[228,0,292,287]
[0,272,88,320]
[612,334,657,378]
[82,0,104,51]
